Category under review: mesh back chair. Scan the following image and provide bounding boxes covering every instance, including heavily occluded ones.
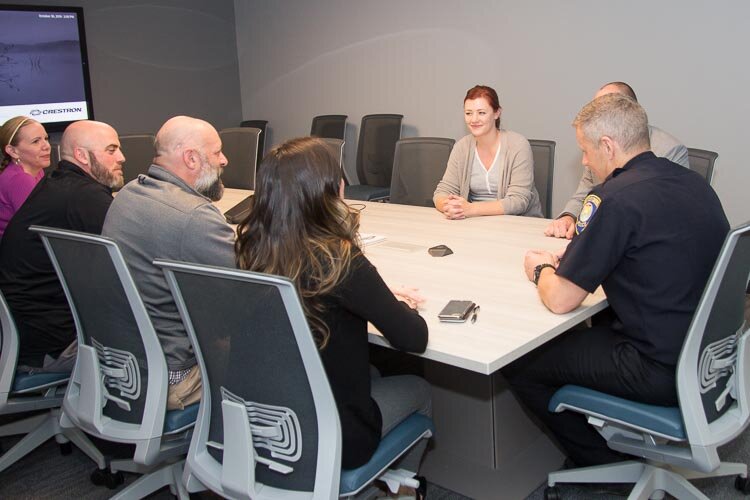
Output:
[545,221,750,500]
[157,260,435,498]
[311,114,347,140]
[50,141,61,169]
[118,134,156,186]
[389,137,455,207]
[30,226,198,498]
[219,127,261,190]
[320,138,351,184]
[345,114,403,201]
[0,289,104,473]
[688,148,719,185]
[240,119,268,165]
[528,139,556,218]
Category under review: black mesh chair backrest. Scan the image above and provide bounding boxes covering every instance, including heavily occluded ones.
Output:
[119,134,156,186]
[692,224,750,423]
[50,142,61,170]
[219,127,260,190]
[687,148,718,185]
[528,139,556,218]
[390,137,455,207]
[36,230,149,424]
[240,120,268,164]
[356,114,403,188]
[165,266,321,491]
[310,114,347,140]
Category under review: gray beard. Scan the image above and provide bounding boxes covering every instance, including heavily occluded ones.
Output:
[199,178,224,201]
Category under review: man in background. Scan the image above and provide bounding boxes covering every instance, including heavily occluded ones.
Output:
[103,115,235,410]
[545,81,689,239]
[0,120,124,371]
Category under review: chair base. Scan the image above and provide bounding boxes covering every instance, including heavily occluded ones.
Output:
[110,459,188,500]
[0,407,105,472]
[548,459,747,500]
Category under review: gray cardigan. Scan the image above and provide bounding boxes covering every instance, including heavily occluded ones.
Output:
[433,130,543,217]
[102,165,236,370]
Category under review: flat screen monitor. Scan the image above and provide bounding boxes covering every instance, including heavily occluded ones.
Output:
[0,4,94,132]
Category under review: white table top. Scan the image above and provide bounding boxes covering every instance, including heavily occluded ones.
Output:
[217,189,608,375]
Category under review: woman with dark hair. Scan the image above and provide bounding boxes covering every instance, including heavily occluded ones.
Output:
[235,137,432,478]
[433,85,542,219]
[0,116,51,238]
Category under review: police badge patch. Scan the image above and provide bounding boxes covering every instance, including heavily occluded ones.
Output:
[576,194,601,235]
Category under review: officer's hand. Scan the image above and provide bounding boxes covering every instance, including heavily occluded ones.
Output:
[524,250,556,281]
[544,215,575,239]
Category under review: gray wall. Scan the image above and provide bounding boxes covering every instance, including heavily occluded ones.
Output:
[234,0,749,225]
[12,0,242,135]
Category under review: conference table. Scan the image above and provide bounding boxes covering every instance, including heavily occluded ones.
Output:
[216,188,608,499]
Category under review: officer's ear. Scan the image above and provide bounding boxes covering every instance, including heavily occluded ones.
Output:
[599,136,616,159]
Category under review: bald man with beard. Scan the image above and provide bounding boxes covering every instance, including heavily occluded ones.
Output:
[103,115,235,410]
[0,120,125,372]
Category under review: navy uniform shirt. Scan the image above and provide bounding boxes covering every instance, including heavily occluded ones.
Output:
[556,152,729,365]
[0,161,113,366]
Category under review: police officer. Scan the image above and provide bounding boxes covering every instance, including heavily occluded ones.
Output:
[504,93,729,466]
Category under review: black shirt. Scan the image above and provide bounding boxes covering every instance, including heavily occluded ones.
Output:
[556,152,729,365]
[0,161,113,366]
[319,252,428,468]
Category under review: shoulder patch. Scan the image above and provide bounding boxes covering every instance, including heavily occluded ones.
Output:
[576,194,601,235]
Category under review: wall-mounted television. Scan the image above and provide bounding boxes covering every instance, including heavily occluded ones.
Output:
[0,4,94,132]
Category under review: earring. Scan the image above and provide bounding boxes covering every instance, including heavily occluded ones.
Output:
[14,157,22,166]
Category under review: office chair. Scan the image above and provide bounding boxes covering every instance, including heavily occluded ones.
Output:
[545,221,750,500]
[50,141,61,169]
[219,127,261,190]
[345,114,403,201]
[319,137,352,185]
[0,289,105,473]
[31,226,198,498]
[240,119,268,165]
[118,134,156,186]
[157,259,435,498]
[688,148,719,185]
[528,139,556,218]
[311,114,347,140]
[389,137,455,207]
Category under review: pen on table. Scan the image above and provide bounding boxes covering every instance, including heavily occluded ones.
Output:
[471,305,480,324]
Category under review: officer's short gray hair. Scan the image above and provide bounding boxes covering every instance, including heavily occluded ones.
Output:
[573,93,650,153]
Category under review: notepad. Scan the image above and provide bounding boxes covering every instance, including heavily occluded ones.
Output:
[360,233,386,246]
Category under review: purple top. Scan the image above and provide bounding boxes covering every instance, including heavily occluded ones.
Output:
[0,162,45,238]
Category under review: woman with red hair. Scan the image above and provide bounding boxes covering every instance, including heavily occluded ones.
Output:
[433,85,542,219]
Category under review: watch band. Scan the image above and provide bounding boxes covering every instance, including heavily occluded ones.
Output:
[533,263,556,286]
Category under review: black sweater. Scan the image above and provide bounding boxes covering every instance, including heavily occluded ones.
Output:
[319,252,428,468]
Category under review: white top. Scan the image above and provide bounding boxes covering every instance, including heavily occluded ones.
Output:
[216,188,608,375]
[469,144,501,201]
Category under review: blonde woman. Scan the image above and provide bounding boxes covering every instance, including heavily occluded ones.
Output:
[0,116,51,237]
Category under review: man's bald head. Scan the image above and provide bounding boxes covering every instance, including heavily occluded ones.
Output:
[153,116,228,200]
[60,120,125,189]
[595,81,638,101]
[154,116,218,159]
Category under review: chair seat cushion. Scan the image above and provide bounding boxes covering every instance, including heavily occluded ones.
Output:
[164,402,199,434]
[340,413,434,495]
[12,371,69,393]
[549,385,685,440]
[344,185,390,201]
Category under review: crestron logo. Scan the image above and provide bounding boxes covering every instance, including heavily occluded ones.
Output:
[30,110,41,116]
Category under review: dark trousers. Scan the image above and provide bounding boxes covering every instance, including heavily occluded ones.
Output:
[503,325,678,466]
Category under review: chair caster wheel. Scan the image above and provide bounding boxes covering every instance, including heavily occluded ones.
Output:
[735,475,750,494]
[91,468,124,489]
[59,442,73,455]
[544,486,562,500]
